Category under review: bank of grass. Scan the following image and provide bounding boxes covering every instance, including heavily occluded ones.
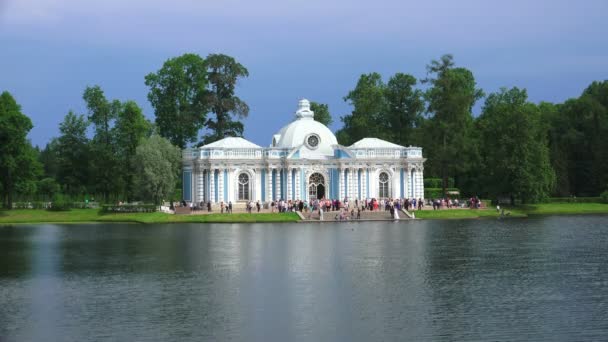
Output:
[0,209,300,225]
[414,202,608,219]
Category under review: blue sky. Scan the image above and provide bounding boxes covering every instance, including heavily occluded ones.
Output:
[1,0,607,148]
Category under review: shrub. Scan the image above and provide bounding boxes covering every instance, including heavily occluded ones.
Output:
[424,188,461,199]
[601,191,608,204]
[48,193,71,211]
[423,178,455,189]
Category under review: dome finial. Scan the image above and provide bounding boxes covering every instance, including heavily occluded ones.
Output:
[295,98,314,119]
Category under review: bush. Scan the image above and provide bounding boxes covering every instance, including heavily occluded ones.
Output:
[601,191,608,204]
[100,204,157,213]
[424,188,460,199]
[48,193,71,211]
[548,197,603,203]
[424,178,454,188]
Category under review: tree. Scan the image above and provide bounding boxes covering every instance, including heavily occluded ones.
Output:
[336,73,388,145]
[310,101,333,127]
[56,110,90,196]
[477,87,555,203]
[145,53,208,149]
[200,54,249,145]
[0,91,42,208]
[39,139,60,180]
[423,54,484,196]
[83,85,121,201]
[385,73,425,146]
[38,177,60,201]
[133,134,181,205]
[546,88,608,196]
[115,101,151,201]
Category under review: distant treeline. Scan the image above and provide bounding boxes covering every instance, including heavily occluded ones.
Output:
[1,53,607,208]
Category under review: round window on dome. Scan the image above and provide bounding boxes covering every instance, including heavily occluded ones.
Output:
[306,134,320,149]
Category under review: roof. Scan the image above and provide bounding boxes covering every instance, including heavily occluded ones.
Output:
[349,138,404,149]
[201,137,261,149]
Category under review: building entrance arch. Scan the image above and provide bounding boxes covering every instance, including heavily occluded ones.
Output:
[308,173,326,200]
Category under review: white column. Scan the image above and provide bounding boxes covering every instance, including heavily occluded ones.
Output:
[295,168,301,200]
[360,168,366,199]
[392,168,398,199]
[368,168,375,198]
[218,169,224,203]
[416,168,424,199]
[266,168,272,202]
[350,168,356,200]
[210,169,216,203]
[197,169,204,203]
[275,168,281,200]
[254,169,260,201]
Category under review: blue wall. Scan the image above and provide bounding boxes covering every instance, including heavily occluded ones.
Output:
[272,170,276,200]
[224,170,228,202]
[214,170,219,202]
[400,168,404,198]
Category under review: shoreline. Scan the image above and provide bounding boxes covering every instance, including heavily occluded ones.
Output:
[1,203,607,225]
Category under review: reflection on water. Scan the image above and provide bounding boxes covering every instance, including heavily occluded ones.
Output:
[1,216,608,341]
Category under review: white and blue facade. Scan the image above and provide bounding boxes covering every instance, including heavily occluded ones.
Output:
[182,99,425,204]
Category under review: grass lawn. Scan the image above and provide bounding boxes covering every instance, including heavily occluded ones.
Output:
[516,203,608,215]
[413,209,526,219]
[0,209,300,224]
[413,202,608,220]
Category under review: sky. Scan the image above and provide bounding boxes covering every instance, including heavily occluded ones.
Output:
[1,0,607,148]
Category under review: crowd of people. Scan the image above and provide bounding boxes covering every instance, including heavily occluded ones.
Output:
[177,196,484,218]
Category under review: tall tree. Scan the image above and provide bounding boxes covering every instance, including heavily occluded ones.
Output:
[336,73,388,145]
[423,54,484,196]
[310,101,333,127]
[201,54,249,145]
[39,138,60,180]
[114,101,151,201]
[83,85,121,201]
[385,73,425,146]
[56,110,90,196]
[145,53,208,149]
[476,87,555,203]
[0,91,42,208]
[134,134,181,205]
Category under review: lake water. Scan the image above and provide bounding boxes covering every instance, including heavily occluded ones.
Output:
[1,216,608,341]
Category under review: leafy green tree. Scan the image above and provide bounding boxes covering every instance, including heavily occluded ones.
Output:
[200,54,249,145]
[115,101,151,201]
[336,73,388,145]
[145,53,208,149]
[0,91,42,208]
[56,110,90,196]
[546,86,608,196]
[310,101,333,127]
[477,87,555,203]
[133,134,181,205]
[423,54,484,196]
[39,138,60,179]
[38,177,60,201]
[83,85,121,201]
[385,73,425,146]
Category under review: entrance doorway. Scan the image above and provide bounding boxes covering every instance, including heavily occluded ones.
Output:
[308,173,326,200]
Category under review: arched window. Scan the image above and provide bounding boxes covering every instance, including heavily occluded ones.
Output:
[238,173,250,201]
[378,172,389,198]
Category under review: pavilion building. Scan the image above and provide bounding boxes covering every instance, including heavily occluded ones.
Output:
[182,99,425,205]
